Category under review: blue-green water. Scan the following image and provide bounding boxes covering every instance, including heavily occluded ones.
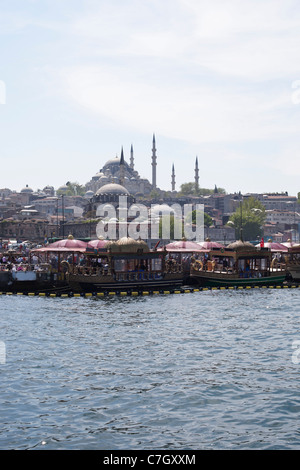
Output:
[0,289,300,450]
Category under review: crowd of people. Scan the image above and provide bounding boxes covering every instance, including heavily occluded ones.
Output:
[0,253,30,271]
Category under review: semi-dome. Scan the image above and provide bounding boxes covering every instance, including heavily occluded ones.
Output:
[92,172,104,181]
[95,183,130,196]
[57,184,69,192]
[85,190,94,198]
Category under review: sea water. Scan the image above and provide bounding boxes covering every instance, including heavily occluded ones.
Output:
[0,289,300,450]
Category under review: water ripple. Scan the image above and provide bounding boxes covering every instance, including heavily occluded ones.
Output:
[1,290,300,449]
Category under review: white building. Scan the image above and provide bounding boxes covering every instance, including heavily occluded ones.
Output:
[265,210,300,225]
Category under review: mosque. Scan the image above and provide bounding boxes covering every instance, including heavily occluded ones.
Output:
[85,135,157,198]
[84,134,200,200]
[20,135,200,210]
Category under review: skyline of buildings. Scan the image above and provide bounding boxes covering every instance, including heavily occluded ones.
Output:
[1,134,300,246]
[1,133,300,199]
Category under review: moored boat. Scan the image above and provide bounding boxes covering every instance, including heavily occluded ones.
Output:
[285,244,300,281]
[66,237,184,293]
[190,240,286,288]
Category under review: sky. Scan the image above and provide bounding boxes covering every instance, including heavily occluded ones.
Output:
[1,0,300,196]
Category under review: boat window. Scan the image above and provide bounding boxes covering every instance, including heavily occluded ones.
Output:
[261,258,267,270]
[127,260,135,271]
[114,259,127,272]
[151,258,162,271]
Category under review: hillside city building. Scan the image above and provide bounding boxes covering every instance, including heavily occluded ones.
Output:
[0,135,299,245]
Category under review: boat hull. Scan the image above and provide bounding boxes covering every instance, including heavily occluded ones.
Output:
[190,271,286,288]
[0,271,69,294]
[67,272,184,293]
[286,266,300,281]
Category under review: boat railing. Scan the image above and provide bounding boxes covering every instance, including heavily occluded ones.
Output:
[165,260,183,272]
[238,269,269,278]
[191,260,215,272]
[191,259,286,277]
[165,263,183,273]
[70,265,176,281]
[270,262,286,272]
[0,263,37,273]
[73,266,111,276]
[115,272,163,282]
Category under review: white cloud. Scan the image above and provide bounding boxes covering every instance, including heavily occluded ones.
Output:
[3,0,300,193]
[57,62,295,147]
[273,142,300,177]
[63,0,300,80]
[38,0,298,150]
[0,11,32,34]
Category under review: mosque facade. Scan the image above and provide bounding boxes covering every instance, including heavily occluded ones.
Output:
[85,136,158,198]
[84,134,201,201]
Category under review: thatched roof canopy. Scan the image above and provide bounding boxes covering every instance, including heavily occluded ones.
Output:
[226,240,255,251]
[107,237,149,253]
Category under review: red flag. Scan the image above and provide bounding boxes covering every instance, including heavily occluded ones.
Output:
[260,237,264,247]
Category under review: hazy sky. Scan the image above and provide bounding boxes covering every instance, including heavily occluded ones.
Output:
[1,0,300,195]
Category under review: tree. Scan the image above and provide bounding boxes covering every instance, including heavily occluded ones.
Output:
[159,214,183,240]
[180,182,197,195]
[57,182,85,197]
[179,183,226,196]
[228,197,266,241]
[150,189,161,199]
[185,210,213,227]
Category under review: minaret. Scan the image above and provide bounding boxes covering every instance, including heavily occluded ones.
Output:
[171,164,176,192]
[119,146,125,186]
[130,144,134,170]
[151,134,157,189]
[195,156,199,192]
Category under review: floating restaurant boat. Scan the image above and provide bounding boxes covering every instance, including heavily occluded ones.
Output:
[158,239,207,284]
[284,244,300,281]
[66,237,185,293]
[0,235,291,294]
[254,239,288,253]
[197,238,225,250]
[0,248,51,293]
[0,235,89,293]
[254,238,300,282]
[190,240,287,288]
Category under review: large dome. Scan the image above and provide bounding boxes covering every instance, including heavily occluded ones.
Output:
[21,185,33,194]
[95,183,130,196]
[103,156,129,166]
[103,157,121,166]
